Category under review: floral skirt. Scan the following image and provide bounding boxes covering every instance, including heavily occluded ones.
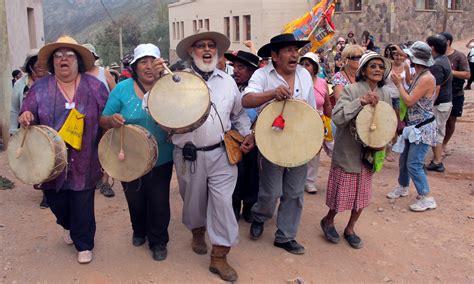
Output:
[326,165,373,212]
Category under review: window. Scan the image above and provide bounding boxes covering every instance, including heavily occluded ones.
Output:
[205,19,210,30]
[233,16,240,42]
[243,15,251,40]
[448,0,462,10]
[350,0,362,11]
[173,22,177,39]
[176,22,180,39]
[199,19,203,29]
[193,20,197,33]
[415,0,436,9]
[224,17,230,38]
[27,7,37,48]
[335,0,342,12]
[180,21,184,39]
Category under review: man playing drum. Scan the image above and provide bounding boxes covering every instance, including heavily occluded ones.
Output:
[242,33,316,255]
[152,30,254,282]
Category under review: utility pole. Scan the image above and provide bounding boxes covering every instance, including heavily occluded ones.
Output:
[0,0,11,149]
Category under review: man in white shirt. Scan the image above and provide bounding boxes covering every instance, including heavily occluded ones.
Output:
[242,33,315,255]
[152,30,253,282]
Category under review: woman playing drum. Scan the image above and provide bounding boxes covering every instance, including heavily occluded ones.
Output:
[99,44,174,261]
[320,51,392,249]
[386,42,437,212]
[18,36,109,264]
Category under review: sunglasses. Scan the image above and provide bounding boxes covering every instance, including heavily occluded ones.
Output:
[348,55,362,61]
[193,41,217,50]
[368,63,385,70]
[53,51,76,60]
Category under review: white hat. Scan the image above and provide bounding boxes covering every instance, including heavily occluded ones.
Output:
[299,52,320,65]
[130,43,161,65]
[356,51,392,79]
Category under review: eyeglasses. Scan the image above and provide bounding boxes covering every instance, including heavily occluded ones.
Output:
[53,51,76,60]
[348,55,362,61]
[368,63,385,70]
[193,41,217,50]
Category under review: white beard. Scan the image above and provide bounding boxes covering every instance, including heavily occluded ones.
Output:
[191,51,218,72]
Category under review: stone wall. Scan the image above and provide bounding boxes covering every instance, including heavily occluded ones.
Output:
[331,0,473,49]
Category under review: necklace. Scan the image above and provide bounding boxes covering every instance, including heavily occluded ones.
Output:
[57,76,78,104]
[343,69,355,84]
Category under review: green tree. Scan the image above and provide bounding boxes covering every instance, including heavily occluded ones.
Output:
[140,1,170,59]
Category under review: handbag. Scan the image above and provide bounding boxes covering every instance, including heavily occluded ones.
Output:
[212,103,245,165]
[58,108,84,150]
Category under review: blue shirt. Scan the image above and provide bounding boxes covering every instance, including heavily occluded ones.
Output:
[102,78,173,166]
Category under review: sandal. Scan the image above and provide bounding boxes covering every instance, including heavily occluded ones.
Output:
[320,218,340,243]
[99,182,115,197]
[343,231,364,249]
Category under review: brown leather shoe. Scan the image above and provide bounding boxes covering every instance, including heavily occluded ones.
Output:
[191,227,207,255]
[209,245,238,282]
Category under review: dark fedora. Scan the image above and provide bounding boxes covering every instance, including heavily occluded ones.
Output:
[224,50,260,69]
[257,33,310,57]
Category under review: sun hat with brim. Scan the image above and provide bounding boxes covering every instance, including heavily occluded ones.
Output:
[38,35,95,71]
[403,41,434,67]
[299,52,320,65]
[258,33,310,58]
[176,29,230,60]
[356,51,392,79]
[130,43,161,65]
[82,43,99,60]
[21,48,40,72]
[224,50,260,69]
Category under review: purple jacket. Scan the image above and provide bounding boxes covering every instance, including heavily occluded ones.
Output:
[20,74,108,191]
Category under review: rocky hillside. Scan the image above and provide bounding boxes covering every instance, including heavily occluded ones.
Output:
[43,0,172,43]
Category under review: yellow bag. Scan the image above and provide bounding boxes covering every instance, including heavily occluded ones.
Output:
[223,130,245,165]
[322,115,333,142]
[58,108,85,150]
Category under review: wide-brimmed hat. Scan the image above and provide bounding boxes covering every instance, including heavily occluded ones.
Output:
[403,41,434,67]
[257,33,310,57]
[224,50,260,69]
[38,36,95,71]
[176,29,230,60]
[109,62,120,69]
[21,49,40,72]
[82,43,99,60]
[356,51,392,79]
[130,43,161,65]
[299,52,320,65]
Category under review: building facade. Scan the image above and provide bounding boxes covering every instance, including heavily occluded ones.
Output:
[168,0,472,62]
[6,0,45,70]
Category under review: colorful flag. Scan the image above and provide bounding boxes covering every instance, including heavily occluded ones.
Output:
[298,3,336,55]
[282,0,334,40]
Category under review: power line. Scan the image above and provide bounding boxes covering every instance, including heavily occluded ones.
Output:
[99,0,116,25]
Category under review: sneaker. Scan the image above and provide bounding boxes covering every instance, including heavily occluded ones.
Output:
[39,196,49,209]
[99,182,115,197]
[304,184,317,194]
[77,250,93,264]
[386,185,409,199]
[425,161,445,173]
[409,196,437,212]
[63,230,73,245]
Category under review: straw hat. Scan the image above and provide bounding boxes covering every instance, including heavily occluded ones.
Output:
[176,28,230,60]
[356,51,392,79]
[38,35,95,71]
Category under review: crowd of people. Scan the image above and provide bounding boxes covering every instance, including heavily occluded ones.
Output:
[8,28,471,282]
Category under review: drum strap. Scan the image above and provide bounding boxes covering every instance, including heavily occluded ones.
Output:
[211,103,226,133]
[134,79,148,95]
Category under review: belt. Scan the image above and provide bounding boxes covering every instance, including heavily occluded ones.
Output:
[196,141,224,151]
[415,116,435,128]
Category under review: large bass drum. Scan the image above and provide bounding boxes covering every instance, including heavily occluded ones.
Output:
[255,100,324,167]
[98,124,158,182]
[354,101,397,150]
[8,125,67,185]
[147,71,210,134]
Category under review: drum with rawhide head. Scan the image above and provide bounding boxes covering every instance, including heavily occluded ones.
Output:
[255,99,324,167]
[353,101,397,150]
[147,71,210,134]
[98,124,158,182]
[8,125,67,185]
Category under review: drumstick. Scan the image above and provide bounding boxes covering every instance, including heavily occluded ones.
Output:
[163,64,181,83]
[118,126,125,161]
[16,126,29,159]
[370,105,377,131]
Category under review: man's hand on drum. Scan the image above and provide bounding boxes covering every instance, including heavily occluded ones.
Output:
[18,111,34,127]
[272,85,292,101]
[241,133,255,154]
[360,91,379,107]
[152,58,166,79]
[109,113,126,128]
